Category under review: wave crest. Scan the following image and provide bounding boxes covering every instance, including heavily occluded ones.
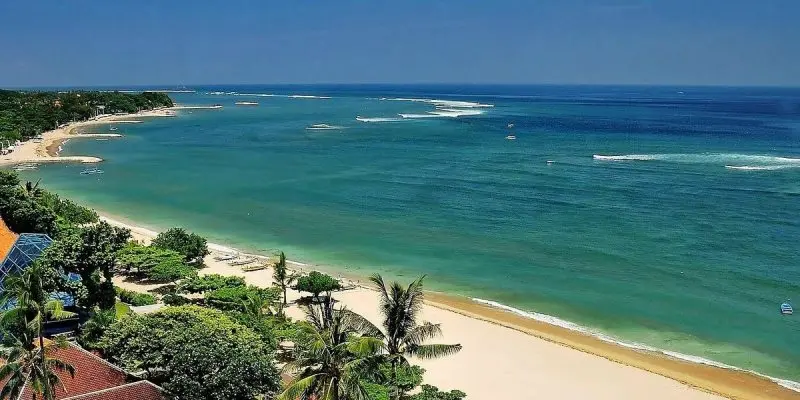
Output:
[471,298,800,393]
[594,153,800,171]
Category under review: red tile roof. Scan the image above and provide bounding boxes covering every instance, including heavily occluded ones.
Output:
[61,381,164,400]
[3,341,165,400]
[0,217,18,261]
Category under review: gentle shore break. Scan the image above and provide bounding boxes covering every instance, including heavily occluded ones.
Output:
[98,214,799,400]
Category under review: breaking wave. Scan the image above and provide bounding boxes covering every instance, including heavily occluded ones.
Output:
[593,153,800,171]
[472,298,800,393]
[382,97,494,108]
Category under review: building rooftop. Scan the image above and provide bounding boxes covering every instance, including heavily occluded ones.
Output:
[0,217,17,262]
[2,340,165,400]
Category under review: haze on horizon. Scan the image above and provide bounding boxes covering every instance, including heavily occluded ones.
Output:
[1,0,798,87]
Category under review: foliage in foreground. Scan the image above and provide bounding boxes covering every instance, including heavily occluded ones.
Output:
[101,305,280,400]
[0,263,76,400]
[151,227,209,264]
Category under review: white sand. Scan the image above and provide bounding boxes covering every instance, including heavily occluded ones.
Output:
[105,216,727,400]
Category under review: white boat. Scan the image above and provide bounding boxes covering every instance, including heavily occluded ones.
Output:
[505,135,516,140]
[235,101,258,106]
[228,257,256,266]
[306,124,342,130]
[213,253,238,261]
[80,167,104,175]
[781,301,793,315]
[109,126,117,131]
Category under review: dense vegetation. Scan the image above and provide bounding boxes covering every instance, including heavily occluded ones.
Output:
[0,90,173,141]
[0,169,466,399]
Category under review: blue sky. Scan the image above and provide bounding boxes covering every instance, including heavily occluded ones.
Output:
[1,0,798,86]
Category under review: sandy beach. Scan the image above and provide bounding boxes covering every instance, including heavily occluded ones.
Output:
[104,215,799,400]
[0,108,179,167]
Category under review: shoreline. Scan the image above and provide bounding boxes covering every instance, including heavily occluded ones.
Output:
[13,105,797,398]
[96,213,799,400]
[0,106,210,167]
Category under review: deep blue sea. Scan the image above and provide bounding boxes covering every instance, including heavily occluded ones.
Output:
[20,85,800,386]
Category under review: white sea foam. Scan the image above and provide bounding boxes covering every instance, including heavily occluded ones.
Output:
[725,165,800,171]
[429,108,485,117]
[356,116,403,122]
[384,97,493,108]
[594,153,800,171]
[472,298,800,393]
[289,95,331,99]
[399,113,441,119]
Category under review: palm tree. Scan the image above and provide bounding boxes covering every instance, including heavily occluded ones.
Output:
[0,330,75,400]
[272,252,297,306]
[369,274,462,398]
[0,263,76,400]
[22,179,42,198]
[278,299,383,400]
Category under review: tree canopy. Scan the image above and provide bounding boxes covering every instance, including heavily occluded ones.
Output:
[101,305,280,400]
[294,271,341,299]
[179,274,245,294]
[151,227,209,263]
[0,90,173,141]
[115,242,195,283]
[36,221,131,310]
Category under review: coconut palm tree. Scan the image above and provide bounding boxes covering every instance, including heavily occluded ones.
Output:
[272,252,297,306]
[0,263,76,400]
[0,329,75,400]
[278,299,383,400]
[369,274,462,398]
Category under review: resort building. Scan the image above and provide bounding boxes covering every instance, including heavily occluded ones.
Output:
[0,217,54,290]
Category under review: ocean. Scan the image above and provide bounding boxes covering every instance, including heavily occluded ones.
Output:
[21,85,800,385]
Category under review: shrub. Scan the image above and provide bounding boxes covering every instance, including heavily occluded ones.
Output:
[163,293,189,306]
[115,287,156,306]
[205,285,278,311]
[180,274,245,294]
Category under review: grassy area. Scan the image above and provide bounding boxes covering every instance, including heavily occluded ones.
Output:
[115,301,132,319]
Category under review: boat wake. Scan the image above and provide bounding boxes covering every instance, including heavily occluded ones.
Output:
[593,153,800,171]
[356,116,403,123]
[383,97,494,108]
[471,298,800,393]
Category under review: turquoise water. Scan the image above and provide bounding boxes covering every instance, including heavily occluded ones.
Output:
[20,85,800,384]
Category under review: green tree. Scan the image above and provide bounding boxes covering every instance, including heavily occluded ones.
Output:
[115,242,185,277]
[151,227,209,263]
[369,274,462,399]
[77,309,117,351]
[37,222,131,310]
[0,263,76,400]
[0,171,56,235]
[147,258,196,284]
[294,271,341,300]
[272,252,297,306]
[101,305,280,400]
[279,300,383,400]
[205,285,279,312]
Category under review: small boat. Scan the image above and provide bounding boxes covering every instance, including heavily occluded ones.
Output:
[228,257,256,266]
[235,101,258,106]
[80,167,104,175]
[109,126,118,131]
[213,253,238,261]
[781,300,793,315]
[507,123,515,128]
[505,135,516,140]
[546,160,554,165]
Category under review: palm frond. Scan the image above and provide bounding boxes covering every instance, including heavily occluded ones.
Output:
[401,322,443,347]
[406,343,462,360]
[277,374,321,400]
